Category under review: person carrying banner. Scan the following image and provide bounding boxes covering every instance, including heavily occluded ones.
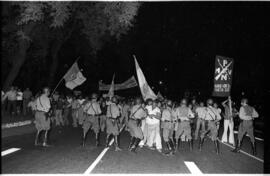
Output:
[127,97,147,153]
[106,96,122,151]
[161,100,175,155]
[231,98,259,155]
[82,93,101,147]
[34,87,52,147]
[175,99,195,152]
[199,98,221,154]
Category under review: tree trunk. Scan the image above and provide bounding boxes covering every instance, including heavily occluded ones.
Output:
[3,39,30,90]
[48,39,62,87]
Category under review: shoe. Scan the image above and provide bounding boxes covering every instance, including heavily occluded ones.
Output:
[157,149,162,153]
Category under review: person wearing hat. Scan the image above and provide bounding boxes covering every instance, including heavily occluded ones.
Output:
[34,87,52,147]
[82,93,101,147]
[106,96,122,151]
[194,101,207,140]
[199,98,221,154]
[231,98,259,155]
[127,97,147,153]
[161,100,175,155]
[175,98,195,151]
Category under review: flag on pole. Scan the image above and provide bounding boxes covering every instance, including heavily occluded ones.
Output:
[108,74,115,99]
[99,76,138,91]
[212,55,234,97]
[134,56,157,101]
[63,62,86,90]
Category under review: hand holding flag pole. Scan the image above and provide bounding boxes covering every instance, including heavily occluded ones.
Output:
[50,56,81,97]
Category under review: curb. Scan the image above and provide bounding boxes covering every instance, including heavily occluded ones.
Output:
[2,120,33,130]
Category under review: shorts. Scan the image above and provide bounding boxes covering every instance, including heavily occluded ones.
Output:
[175,121,191,140]
[34,111,51,131]
[128,119,143,139]
[82,115,100,134]
[106,118,119,135]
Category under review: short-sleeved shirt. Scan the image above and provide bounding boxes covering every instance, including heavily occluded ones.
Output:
[107,103,120,119]
[195,107,207,119]
[36,94,51,112]
[176,106,194,121]
[71,99,80,109]
[145,105,161,125]
[17,91,23,101]
[130,104,146,120]
[84,101,101,115]
[28,100,37,111]
[4,90,17,101]
[239,105,259,120]
[161,107,173,121]
[204,106,221,121]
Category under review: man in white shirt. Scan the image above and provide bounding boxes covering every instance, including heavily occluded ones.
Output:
[144,99,162,153]
[231,98,259,155]
[199,98,221,154]
[82,93,101,147]
[3,86,17,115]
[34,87,51,147]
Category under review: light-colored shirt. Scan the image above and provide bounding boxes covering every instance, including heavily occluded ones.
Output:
[28,100,37,111]
[36,94,51,112]
[3,90,17,101]
[84,101,101,115]
[107,103,120,118]
[176,106,194,121]
[17,91,23,101]
[71,99,80,109]
[145,105,161,125]
[161,107,173,121]
[204,106,221,121]
[130,104,146,120]
[239,105,259,120]
[195,107,207,119]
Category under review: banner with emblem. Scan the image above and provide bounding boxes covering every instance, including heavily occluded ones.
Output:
[99,76,138,91]
[63,62,86,90]
[134,55,157,100]
[212,55,234,97]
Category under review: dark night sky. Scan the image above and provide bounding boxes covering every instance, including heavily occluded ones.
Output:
[54,2,268,100]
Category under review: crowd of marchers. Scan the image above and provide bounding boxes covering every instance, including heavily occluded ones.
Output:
[1,86,259,156]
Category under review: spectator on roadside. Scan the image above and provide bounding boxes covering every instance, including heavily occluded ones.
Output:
[16,88,23,115]
[28,96,37,116]
[2,86,17,115]
[23,88,33,115]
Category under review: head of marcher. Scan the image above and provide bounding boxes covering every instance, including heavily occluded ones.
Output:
[135,97,142,105]
[91,93,98,102]
[180,98,187,107]
[241,98,248,106]
[153,99,158,108]
[167,100,172,108]
[207,98,213,107]
[199,101,204,107]
[146,98,153,106]
[112,96,118,104]
[43,87,50,97]
[213,102,218,108]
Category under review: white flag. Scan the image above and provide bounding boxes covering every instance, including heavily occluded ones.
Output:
[108,74,115,99]
[64,62,86,90]
[134,56,157,101]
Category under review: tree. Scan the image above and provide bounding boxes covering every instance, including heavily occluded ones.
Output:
[2,2,141,90]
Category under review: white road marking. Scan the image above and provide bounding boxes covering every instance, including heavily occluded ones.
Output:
[83,125,126,174]
[184,161,203,174]
[233,131,264,141]
[1,148,21,157]
[218,139,264,163]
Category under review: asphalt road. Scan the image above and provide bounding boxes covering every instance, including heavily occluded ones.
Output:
[1,125,264,174]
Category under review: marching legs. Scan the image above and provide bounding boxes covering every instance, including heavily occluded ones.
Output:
[128,136,136,151]
[231,139,242,153]
[114,135,122,151]
[214,140,219,154]
[35,130,41,146]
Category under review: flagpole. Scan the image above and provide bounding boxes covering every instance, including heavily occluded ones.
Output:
[50,56,81,96]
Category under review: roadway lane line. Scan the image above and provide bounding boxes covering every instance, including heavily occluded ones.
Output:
[184,161,203,174]
[1,148,21,157]
[233,131,264,141]
[83,125,126,174]
[218,139,264,163]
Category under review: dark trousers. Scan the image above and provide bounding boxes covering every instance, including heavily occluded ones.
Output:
[7,100,16,115]
[23,99,30,115]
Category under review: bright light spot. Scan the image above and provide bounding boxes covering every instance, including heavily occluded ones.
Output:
[159,81,163,85]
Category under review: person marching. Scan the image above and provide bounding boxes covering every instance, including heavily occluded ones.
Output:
[231,98,259,155]
[175,99,195,151]
[82,93,101,147]
[194,101,206,141]
[199,98,221,154]
[106,96,122,151]
[161,100,175,155]
[221,96,236,146]
[34,87,52,147]
[71,96,80,128]
[99,100,107,132]
[127,97,147,153]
